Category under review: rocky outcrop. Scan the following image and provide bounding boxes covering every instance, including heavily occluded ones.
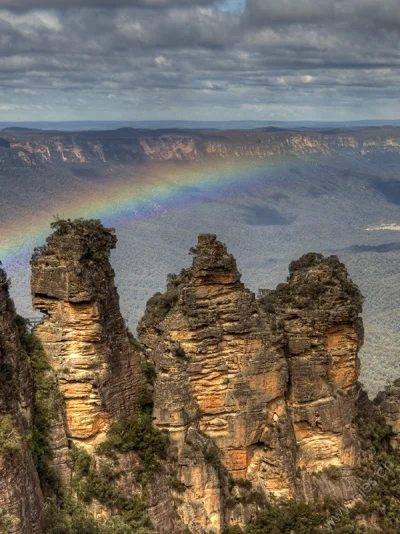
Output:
[138,235,363,532]
[376,380,400,448]
[269,254,363,487]
[266,253,363,501]
[31,220,142,455]
[0,268,45,533]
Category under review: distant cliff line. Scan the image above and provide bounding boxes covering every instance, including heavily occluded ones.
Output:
[0,125,400,166]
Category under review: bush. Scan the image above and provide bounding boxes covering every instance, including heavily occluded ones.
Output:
[96,413,168,476]
[170,477,186,493]
[0,415,20,457]
[138,362,157,414]
[31,219,117,266]
[0,362,17,409]
[234,478,252,491]
[324,465,343,481]
[170,343,187,359]
[19,327,64,493]
[0,508,19,533]
[70,445,92,478]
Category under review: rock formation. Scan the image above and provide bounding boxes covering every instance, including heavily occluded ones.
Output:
[138,235,364,532]
[269,253,363,501]
[1,221,396,534]
[0,267,44,533]
[376,380,400,448]
[31,219,142,457]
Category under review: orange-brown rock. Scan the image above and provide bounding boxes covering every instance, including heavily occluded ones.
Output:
[31,220,141,455]
[0,268,45,533]
[138,236,364,532]
[266,253,363,501]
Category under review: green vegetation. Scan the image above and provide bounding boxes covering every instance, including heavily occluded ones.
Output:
[142,290,179,324]
[0,509,19,533]
[223,499,361,534]
[31,218,117,265]
[0,360,17,409]
[0,265,11,292]
[323,465,343,481]
[96,413,167,478]
[233,478,252,491]
[138,361,157,415]
[141,268,192,325]
[170,342,187,359]
[0,415,21,458]
[355,400,392,454]
[70,447,151,533]
[128,332,144,353]
[170,477,186,493]
[42,440,153,534]
[18,322,64,493]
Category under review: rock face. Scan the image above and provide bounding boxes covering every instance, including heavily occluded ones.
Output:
[31,220,141,455]
[377,380,400,448]
[1,126,400,166]
[268,253,363,501]
[0,224,367,534]
[138,235,363,533]
[0,268,45,533]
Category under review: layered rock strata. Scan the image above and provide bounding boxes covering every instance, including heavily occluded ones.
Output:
[31,220,141,454]
[2,126,400,165]
[0,268,45,533]
[138,235,363,532]
[268,253,363,501]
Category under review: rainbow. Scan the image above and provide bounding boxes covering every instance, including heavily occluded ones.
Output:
[0,156,310,274]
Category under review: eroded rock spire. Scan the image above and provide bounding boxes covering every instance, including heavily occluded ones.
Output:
[138,235,364,532]
[31,219,141,454]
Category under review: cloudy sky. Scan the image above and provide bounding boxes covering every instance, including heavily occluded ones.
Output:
[0,0,399,121]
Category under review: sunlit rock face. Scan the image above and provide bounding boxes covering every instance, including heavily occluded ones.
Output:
[0,268,45,533]
[269,253,363,502]
[31,221,141,454]
[3,127,400,165]
[138,235,363,532]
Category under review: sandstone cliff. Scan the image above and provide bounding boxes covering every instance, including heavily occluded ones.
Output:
[268,253,363,502]
[2,221,398,534]
[138,235,364,532]
[31,219,142,458]
[1,126,400,166]
[0,267,44,533]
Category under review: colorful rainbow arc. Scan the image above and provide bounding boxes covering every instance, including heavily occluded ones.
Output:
[0,156,307,272]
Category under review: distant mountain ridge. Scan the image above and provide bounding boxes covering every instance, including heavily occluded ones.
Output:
[1,125,400,166]
[2,119,400,132]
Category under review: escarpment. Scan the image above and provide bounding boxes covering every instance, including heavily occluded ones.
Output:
[137,235,364,532]
[1,126,400,166]
[31,220,142,456]
[0,268,45,533]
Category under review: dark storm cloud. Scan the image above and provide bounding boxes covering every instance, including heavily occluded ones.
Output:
[0,0,399,120]
[1,0,216,8]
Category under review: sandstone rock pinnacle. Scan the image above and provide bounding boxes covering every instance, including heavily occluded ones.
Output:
[31,219,142,455]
